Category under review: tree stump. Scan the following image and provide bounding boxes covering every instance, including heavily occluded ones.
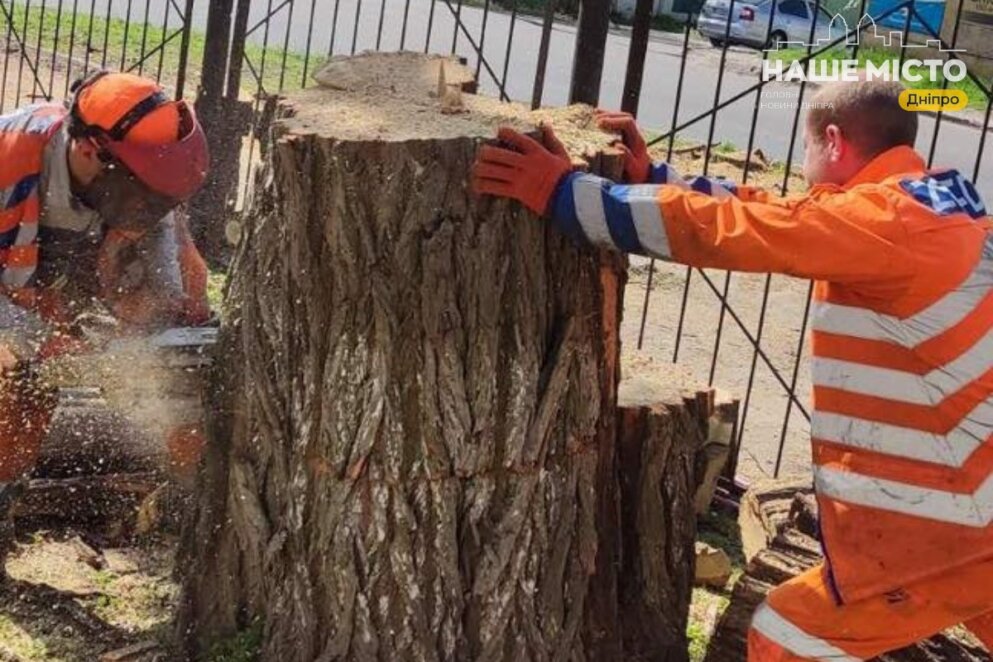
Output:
[178,52,643,661]
[704,479,989,662]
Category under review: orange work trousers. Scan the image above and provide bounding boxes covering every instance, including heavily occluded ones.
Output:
[748,561,993,660]
[0,368,57,482]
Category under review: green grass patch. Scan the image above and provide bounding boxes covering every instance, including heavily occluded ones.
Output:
[687,620,711,662]
[771,45,991,111]
[206,623,264,662]
[206,270,227,311]
[1,2,323,101]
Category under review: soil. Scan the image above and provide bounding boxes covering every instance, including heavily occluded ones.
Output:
[0,531,178,662]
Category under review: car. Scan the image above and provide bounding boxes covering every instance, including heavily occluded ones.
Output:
[697,0,835,50]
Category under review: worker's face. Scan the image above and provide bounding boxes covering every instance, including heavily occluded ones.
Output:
[76,159,179,232]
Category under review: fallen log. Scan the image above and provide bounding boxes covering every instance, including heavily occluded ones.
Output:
[704,479,989,662]
[13,473,162,523]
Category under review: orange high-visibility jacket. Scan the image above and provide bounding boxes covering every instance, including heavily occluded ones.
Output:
[0,104,64,303]
[550,146,993,603]
[0,103,208,331]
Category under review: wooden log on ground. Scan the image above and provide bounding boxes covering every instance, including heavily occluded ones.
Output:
[178,52,652,661]
[13,473,162,523]
[616,381,706,661]
[704,479,988,662]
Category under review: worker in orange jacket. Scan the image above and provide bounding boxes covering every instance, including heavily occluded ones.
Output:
[474,80,993,659]
[0,71,210,573]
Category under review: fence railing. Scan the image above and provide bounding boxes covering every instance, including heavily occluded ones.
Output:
[3,0,991,484]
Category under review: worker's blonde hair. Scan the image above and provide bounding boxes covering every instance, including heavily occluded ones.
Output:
[807,79,918,158]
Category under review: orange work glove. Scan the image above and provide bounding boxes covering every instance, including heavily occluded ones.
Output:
[595,110,652,184]
[472,125,573,216]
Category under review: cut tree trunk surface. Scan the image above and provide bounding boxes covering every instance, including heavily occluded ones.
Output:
[178,51,667,662]
[705,479,989,662]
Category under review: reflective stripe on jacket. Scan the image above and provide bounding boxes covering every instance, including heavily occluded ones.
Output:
[549,145,993,602]
[0,104,65,302]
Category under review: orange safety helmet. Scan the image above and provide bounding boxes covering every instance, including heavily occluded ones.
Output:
[67,71,209,201]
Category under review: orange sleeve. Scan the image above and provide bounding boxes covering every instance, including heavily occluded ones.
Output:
[659,184,915,282]
[550,171,914,285]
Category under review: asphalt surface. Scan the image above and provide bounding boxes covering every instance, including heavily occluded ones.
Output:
[111,0,992,196]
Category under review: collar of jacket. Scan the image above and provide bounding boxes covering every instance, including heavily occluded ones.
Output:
[844,145,925,188]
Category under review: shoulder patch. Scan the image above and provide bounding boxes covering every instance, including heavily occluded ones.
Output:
[900,170,987,220]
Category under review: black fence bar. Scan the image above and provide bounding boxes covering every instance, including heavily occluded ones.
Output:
[637,11,695,352]
[229,0,251,93]
[82,0,96,83]
[101,0,111,67]
[138,0,152,75]
[450,0,462,54]
[620,0,652,116]
[474,0,491,81]
[328,0,341,56]
[48,0,65,97]
[375,0,386,50]
[64,0,81,93]
[424,0,436,53]
[531,0,556,109]
[569,0,610,105]
[302,0,320,84]
[278,0,296,91]
[399,0,411,49]
[773,282,815,477]
[120,0,133,70]
[439,0,509,101]
[351,0,362,54]
[499,0,518,92]
[31,0,45,99]
[155,0,171,82]
[0,3,13,110]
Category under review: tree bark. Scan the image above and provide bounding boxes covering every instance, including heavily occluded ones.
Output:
[178,53,639,661]
[705,479,989,662]
[616,386,704,662]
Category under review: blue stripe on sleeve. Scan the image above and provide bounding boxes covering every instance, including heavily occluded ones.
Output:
[550,172,589,243]
[4,175,39,209]
[604,186,645,254]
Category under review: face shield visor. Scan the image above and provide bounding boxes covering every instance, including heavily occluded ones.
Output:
[76,158,182,232]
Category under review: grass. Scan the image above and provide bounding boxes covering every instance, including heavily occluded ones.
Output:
[686,510,745,661]
[1,2,323,102]
[207,270,227,311]
[716,140,736,154]
[771,44,991,111]
[206,623,264,662]
[0,615,50,660]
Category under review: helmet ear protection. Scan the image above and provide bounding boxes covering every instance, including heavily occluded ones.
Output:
[66,69,172,146]
[65,70,209,202]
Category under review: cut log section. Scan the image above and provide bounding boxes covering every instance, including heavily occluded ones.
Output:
[616,381,705,661]
[704,479,989,662]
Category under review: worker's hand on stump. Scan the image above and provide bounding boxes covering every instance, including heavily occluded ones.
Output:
[473,124,573,216]
[595,110,652,184]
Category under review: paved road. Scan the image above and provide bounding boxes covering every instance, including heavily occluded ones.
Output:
[108,0,992,197]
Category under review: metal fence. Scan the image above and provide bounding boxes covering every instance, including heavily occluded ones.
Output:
[3,0,991,484]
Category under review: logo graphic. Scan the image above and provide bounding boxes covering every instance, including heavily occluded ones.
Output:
[762,12,964,52]
[760,8,970,100]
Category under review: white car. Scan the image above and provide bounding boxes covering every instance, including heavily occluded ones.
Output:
[697,0,835,49]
